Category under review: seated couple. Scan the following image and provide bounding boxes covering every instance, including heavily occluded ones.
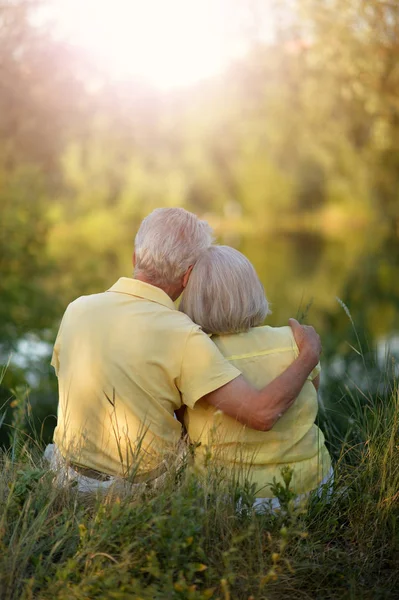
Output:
[47,208,331,508]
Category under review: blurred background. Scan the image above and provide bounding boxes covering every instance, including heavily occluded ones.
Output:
[1,0,398,446]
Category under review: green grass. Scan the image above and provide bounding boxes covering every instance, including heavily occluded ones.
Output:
[0,376,398,599]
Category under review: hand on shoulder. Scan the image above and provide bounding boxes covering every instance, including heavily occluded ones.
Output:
[288,318,322,369]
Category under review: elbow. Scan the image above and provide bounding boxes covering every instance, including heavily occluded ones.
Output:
[245,412,277,432]
[257,420,275,432]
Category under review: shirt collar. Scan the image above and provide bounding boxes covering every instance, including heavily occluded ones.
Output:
[107,277,176,311]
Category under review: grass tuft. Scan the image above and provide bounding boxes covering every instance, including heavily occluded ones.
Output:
[1,357,398,598]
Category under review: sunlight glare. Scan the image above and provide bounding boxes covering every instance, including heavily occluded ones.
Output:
[53,0,250,89]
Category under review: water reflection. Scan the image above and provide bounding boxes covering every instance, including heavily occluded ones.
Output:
[3,226,399,446]
[9,228,399,387]
[234,227,399,450]
[233,229,399,352]
[283,232,326,277]
[10,335,52,388]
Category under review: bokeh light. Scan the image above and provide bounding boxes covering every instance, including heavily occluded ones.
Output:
[51,0,262,89]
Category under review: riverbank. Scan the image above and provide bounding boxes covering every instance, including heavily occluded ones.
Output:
[207,204,388,240]
[1,377,398,599]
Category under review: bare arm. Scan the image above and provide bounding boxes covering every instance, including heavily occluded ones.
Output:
[202,318,321,431]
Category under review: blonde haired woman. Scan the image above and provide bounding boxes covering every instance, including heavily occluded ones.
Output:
[179,246,332,510]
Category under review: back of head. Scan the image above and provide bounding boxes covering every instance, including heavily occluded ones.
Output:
[180,245,270,335]
[134,208,213,287]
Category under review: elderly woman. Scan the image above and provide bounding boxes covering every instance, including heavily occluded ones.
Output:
[179,246,332,509]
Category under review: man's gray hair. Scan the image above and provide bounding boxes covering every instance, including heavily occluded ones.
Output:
[179,245,270,335]
[134,208,214,287]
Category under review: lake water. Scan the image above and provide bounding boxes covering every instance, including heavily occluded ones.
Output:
[8,225,399,443]
[229,227,399,354]
[234,227,399,422]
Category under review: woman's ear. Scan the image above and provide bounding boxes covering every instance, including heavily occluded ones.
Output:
[182,265,194,288]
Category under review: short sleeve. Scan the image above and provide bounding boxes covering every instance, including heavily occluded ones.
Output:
[51,308,69,376]
[308,362,321,381]
[177,326,241,409]
[51,342,60,375]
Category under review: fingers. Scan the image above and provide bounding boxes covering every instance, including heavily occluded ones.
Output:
[288,317,299,330]
[303,324,317,335]
[289,318,316,336]
[289,318,321,350]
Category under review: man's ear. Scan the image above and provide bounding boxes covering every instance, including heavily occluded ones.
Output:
[182,265,194,288]
[132,251,136,267]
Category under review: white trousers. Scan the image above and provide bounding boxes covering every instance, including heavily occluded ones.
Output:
[43,444,170,494]
[43,444,124,493]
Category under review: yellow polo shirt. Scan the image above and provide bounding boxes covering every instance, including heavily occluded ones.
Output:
[52,277,240,478]
[184,326,331,497]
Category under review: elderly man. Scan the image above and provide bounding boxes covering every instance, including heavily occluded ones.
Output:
[50,208,321,487]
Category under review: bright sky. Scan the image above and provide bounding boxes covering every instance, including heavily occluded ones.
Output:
[48,0,274,90]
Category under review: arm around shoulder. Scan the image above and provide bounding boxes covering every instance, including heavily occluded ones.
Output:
[203,320,322,431]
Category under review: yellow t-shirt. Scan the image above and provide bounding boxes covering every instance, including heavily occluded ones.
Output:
[184,326,331,497]
[52,277,240,477]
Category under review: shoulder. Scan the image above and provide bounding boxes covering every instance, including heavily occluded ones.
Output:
[214,325,295,356]
[169,309,199,331]
[260,325,295,346]
[153,309,205,340]
[66,292,107,315]
[58,292,121,332]
[146,308,213,354]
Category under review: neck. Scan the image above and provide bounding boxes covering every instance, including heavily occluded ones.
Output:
[134,272,182,301]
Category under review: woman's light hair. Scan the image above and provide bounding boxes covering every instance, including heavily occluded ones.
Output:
[134,208,213,287]
[179,245,270,335]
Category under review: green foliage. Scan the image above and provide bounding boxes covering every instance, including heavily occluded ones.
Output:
[1,0,399,357]
[0,375,398,599]
[0,166,59,347]
[0,14,398,600]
